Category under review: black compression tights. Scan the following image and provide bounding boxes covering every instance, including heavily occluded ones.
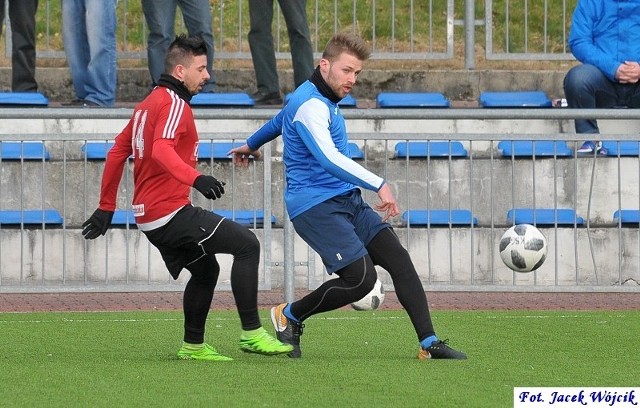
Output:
[366,227,435,341]
[182,221,262,344]
[289,254,378,322]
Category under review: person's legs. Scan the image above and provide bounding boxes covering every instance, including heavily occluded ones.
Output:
[290,255,377,321]
[8,0,38,92]
[564,64,620,134]
[365,227,435,341]
[195,218,262,329]
[141,0,177,87]
[278,0,314,88]
[62,0,90,100]
[248,0,279,95]
[179,0,216,91]
[83,0,117,106]
[366,227,466,359]
[183,253,220,344]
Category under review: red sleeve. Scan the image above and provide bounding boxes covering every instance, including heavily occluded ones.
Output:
[99,121,134,211]
[151,138,200,186]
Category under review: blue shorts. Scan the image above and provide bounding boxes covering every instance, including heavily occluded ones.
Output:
[291,189,389,273]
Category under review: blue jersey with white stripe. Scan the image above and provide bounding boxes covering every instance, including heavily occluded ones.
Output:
[247,80,385,219]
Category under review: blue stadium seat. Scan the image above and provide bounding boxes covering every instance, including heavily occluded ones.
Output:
[497,141,572,157]
[190,92,255,107]
[197,141,251,160]
[394,141,468,158]
[507,208,584,226]
[81,141,114,159]
[0,92,48,106]
[602,141,640,157]
[479,91,552,108]
[1,141,50,160]
[0,209,63,225]
[284,93,356,108]
[110,209,276,226]
[111,209,136,226]
[216,210,276,226]
[348,142,364,159]
[376,92,450,108]
[402,209,477,226]
[339,94,357,108]
[613,210,640,224]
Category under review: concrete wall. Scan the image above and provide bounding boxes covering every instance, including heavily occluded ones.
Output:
[0,67,570,103]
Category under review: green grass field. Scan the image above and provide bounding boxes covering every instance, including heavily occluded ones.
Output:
[1,309,637,407]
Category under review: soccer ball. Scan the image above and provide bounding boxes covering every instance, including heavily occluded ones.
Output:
[350,279,385,311]
[499,224,548,272]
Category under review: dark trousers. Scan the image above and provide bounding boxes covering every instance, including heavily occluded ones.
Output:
[564,64,640,134]
[248,0,314,93]
[0,0,38,91]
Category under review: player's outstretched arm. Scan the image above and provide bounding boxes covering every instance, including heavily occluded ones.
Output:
[82,209,114,240]
[227,143,262,168]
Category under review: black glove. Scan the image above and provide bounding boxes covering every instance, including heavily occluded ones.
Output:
[193,175,226,200]
[81,209,114,240]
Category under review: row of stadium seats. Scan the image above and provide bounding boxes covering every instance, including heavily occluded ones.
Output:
[0,89,577,108]
[0,90,551,108]
[2,208,639,227]
[4,139,640,161]
[0,141,363,160]
[0,209,275,227]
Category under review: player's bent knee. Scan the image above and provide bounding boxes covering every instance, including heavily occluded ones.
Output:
[338,255,378,299]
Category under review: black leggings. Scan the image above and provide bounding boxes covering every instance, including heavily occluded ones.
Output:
[183,220,262,343]
[290,227,436,342]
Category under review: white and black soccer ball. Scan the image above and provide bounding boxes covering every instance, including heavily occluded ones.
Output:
[350,279,385,311]
[499,224,548,272]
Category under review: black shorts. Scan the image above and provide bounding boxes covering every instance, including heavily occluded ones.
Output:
[143,205,225,279]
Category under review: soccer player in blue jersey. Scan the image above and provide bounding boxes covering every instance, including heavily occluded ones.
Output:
[229,33,466,360]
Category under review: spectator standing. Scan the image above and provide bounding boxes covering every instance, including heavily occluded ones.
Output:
[564,0,640,155]
[0,0,38,92]
[141,0,216,92]
[61,0,117,107]
[82,35,293,360]
[248,0,314,105]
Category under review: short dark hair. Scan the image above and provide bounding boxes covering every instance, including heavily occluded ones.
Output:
[322,33,371,62]
[164,34,208,74]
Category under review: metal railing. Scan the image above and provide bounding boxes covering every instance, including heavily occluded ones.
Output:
[1,108,639,295]
[4,0,577,66]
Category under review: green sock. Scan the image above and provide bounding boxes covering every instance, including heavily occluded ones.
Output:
[181,342,205,351]
[241,327,265,339]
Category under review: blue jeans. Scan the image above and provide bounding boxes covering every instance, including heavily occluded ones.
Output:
[563,63,640,134]
[141,0,216,92]
[61,0,117,107]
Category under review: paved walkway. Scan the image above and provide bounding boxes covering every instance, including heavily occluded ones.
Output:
[1,291,639,312]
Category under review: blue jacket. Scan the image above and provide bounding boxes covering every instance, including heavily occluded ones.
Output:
[246,80,385,219]
[569,0,640,81]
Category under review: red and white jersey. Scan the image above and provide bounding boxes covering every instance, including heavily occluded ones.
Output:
[98,86,201,226]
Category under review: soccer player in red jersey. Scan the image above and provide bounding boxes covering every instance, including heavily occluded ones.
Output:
[82,35,292,361]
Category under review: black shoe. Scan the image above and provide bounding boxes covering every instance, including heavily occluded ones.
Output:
[418,339,467,360]
[61,98,86,106]
[252,91,283,106]
[270,303,304,358]
[81,100,101,108]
